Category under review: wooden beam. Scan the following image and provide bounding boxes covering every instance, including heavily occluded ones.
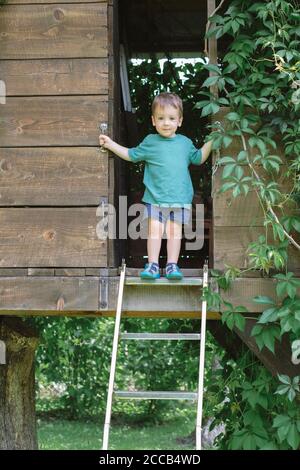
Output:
[0,208,107,267]
[213,166,294,227]
[0,147,108,206]
[0,277,99,311]
[1,59,108,96]
[0,96,108,147]
[214,226,300,272]
[0,4,107,59]
[0,275,297,317]
[221,277,300,312]
[5,0,107,3]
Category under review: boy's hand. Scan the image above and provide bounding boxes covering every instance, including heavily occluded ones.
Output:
[99,134,112,149]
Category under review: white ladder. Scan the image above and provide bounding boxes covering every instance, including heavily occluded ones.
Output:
[102,261,209,450]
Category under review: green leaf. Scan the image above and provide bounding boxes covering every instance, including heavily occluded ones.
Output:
[201,104,213,117]
[202,75,220,87]
[234,313,246,332]
[222,163,236,179]
[226,112,240,121]
[223,136,233,148]
[218,156,236,164]
[253,296,275,305]
[204,64,221,75]
[277,374,291,385]
[287,424,300,450]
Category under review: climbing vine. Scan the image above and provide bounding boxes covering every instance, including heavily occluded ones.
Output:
[199,0,300,449]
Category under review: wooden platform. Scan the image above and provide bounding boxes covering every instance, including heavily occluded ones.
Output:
[0,270,294,319]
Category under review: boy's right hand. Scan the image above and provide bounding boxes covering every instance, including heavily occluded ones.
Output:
[99,134,112,149]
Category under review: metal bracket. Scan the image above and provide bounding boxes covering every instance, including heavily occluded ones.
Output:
[99,277,108,310]
[0,340,6,365]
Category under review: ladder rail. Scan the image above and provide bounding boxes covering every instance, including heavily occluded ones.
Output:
[102,261,208,451]
[196,261,209,451]
[102,262,126,450]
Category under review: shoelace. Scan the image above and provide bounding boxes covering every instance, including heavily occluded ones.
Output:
[145,263,159,274]
[166,263,179,274]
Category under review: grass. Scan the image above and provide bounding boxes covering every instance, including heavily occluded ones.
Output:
[37,410,197,450]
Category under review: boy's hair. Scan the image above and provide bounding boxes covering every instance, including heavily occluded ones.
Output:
[152,92,183,117]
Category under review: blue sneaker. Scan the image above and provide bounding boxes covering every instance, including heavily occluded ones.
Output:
[165,263,183,280]
[140,262,160,280]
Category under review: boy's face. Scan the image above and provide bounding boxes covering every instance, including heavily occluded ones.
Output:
[151,105,182,138]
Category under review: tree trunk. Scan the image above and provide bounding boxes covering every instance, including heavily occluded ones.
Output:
[0,318,39,449]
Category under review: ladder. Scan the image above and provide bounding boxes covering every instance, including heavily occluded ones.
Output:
[102,261,209,450]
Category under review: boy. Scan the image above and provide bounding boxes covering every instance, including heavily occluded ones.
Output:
[99,92,214,280]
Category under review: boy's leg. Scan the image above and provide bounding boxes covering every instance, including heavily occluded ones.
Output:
[165,219,182,264]
[147,217,164,264]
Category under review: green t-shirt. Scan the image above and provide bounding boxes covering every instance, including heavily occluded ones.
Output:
[128,133,202,206]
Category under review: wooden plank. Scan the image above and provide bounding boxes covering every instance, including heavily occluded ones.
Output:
[107,0,119,268]
[85,267,118,276]
[0,309,221,319]
[221,276,300,312]
[0,275,220,318]
[0,276,99,311]
[55,268,85,276]
[214,226,300,271]
[28,268,55,276]
[0,147,108,206]
[6,1,107,3]
[213,166,294,226]
[1,59,108,96]
[0,275,297,317]
[207,0,218,97]
[0,268,27,276]
[0,96,108,147]
[0,4,107,59]
[221,277,278,312]
[0,208,107,267]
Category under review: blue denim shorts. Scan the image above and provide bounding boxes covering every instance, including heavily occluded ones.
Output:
[143,203,191,225]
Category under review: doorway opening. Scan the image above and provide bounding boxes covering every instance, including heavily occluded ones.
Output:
[118,0,214,269]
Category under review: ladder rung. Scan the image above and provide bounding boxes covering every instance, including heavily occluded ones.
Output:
[121,333,201,341]
[125,277,202,286]
[114,391,197,400]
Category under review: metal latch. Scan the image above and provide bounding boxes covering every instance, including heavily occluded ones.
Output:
[99,275,108,310]
[0,340,6,365]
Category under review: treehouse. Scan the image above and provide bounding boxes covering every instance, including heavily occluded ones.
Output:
[0,0,299,380]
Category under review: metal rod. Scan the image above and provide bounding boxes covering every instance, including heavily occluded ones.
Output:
[102,261,126,450]
[196,260,209,450]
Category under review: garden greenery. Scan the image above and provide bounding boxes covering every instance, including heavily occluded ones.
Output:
[199,0,300,450]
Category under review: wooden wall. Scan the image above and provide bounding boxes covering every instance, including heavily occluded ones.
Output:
[213,108,300,273]
[0,0,113,269]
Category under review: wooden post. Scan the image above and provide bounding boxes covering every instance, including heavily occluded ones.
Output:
[207,0,218,98]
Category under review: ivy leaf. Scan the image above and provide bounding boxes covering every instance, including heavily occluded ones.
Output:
[202,75,220,87]
[253,296,275,305]
[223,135,233,147]
[226,112,240,121]
[222,163,236,179]
[287,424,300,450]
